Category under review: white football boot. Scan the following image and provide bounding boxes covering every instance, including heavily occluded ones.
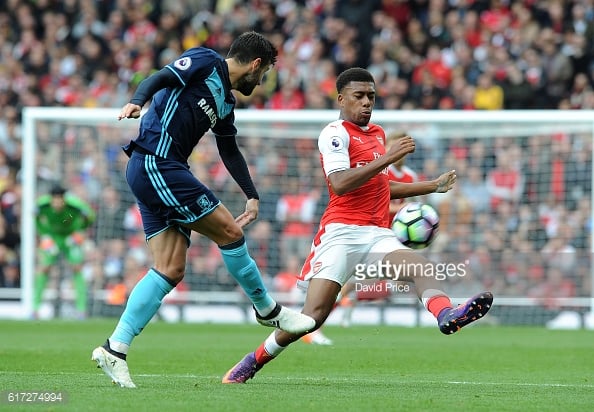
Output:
[255,304,316,334]
[91,346,136,388]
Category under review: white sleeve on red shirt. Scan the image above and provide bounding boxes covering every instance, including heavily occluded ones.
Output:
[318,121,350,177]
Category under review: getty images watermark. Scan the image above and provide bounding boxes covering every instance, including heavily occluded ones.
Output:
[354,259,469,282]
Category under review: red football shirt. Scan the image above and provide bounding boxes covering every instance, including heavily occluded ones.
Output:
[317,119,390,230]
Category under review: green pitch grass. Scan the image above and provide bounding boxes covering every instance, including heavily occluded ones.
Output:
[0,320,592,411]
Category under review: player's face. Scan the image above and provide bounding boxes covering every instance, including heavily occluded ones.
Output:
[235,61,272,96]
[50,195,65,211]
[338,81,376,126]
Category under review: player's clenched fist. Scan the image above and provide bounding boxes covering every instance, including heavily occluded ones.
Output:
[117,103,142,120]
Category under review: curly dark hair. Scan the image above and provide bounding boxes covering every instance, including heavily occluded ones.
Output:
[336,68,375,94]
[227,31,278,67]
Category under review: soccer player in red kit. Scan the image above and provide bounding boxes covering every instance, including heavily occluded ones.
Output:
[334,130,422,330]
[222,67,493,383]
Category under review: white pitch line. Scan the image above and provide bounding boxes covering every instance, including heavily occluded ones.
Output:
[5,372,593,389]
[135,374,594,389]
[445,381,594,389]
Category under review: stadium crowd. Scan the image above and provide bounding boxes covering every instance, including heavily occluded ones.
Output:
[0,0,593,315]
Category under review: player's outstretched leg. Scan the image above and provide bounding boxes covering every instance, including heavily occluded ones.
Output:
[437,291,493,335]
[254,304,315,334]
[91,341,136,388]
[218,237,315,334]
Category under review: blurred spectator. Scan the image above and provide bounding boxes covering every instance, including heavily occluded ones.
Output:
[459,166,490,214]
[245,220,274,278]
[274,254,300,293]
[565,136,592,210]
[0,245,19,288]
[520,47,548,107]
[501,63,535,109]
[538,28,573,108]
[568,72,592,109]
[412,43,452,90]
[94,185,128,247]
[334,0,382,67]
[473,72,504,110]
[267,78,305,109]
[275,176,318,264]
[541,224,577,275]
[486,150,524,210]
[367,43,398,85]
[436,183,474,244]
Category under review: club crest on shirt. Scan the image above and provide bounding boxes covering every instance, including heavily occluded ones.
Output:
[329,137,343,151]
[174,57,192,70]
[197,194,213,211]
[313,261,323,274]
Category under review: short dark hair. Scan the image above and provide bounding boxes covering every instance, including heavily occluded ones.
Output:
[336,68,375,94]
[50,184,66,196]
[227,31,278,67]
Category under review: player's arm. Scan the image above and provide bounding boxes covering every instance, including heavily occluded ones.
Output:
[390,170,456,199]
[324,135,415,196]
[36,215,50,235]
[68,197,97,229]
[35,198,51,235]
[118,68,180,120]
[214,135,259,200]
[215,134,260,227]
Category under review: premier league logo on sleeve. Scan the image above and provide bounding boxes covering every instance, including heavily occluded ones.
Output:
[174,57,192,71]
[329,137,343,151]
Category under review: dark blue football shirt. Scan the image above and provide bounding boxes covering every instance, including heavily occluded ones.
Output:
[128,47,237,162]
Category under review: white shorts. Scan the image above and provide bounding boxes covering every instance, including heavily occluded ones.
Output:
[298,223,408,288]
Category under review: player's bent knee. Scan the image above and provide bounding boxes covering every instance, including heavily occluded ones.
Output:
[154,264,185,284]
[220,223,244,243]
[169,271,185,285]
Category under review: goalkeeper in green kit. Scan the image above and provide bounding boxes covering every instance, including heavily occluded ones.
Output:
[33,185,96,319]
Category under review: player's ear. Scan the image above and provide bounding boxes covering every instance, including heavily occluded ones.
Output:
[251,58,262,72]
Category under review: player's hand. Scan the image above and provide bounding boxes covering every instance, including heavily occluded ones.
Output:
[39,236,58,253]
[118,103,142,120]
[385,135,415,163]
[67,232,85,246]
[435,170,457,193]
[235,198,259,228]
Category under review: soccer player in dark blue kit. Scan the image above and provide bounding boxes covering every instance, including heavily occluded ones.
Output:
[92,32,315,388]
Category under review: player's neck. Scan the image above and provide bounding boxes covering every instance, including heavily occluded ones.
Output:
[226,58,248,89]
[339,116,369,130]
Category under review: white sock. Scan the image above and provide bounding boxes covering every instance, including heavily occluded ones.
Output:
[258,301,278,317]
[342,306,353,323]
[263,332,286,357]
[109,339,130,355]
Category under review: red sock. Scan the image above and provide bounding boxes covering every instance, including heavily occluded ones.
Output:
[426,295,453,318]
[254,342,275,365]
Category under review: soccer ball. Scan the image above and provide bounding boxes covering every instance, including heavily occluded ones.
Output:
[391,202,439,249]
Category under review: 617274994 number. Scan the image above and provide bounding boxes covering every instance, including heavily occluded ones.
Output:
[2,391,67,403]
